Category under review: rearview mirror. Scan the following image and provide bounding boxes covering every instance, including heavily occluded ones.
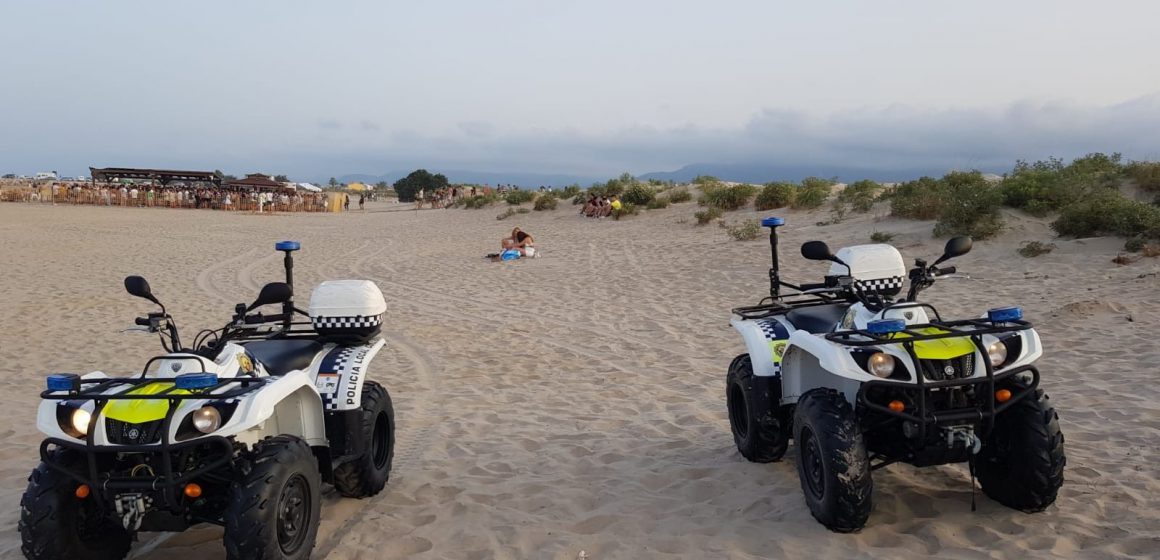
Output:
[801,241,836,262]
[248,282,292,311]
[935,236,973,264]
[124,276,160,306]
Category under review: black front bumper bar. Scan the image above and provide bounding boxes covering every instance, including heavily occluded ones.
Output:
[39,374,263,509]
[858,364,1040,430]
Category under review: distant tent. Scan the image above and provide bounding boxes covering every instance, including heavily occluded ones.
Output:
[295,182,322,192]
[347,182,370,191]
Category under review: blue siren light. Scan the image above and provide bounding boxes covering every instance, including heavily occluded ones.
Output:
[867,319,907,335]
[761,217,785,228]
[275,240,301,252]
[988,306,1023,323]
[46,373,80,392]
[175,373,219,390]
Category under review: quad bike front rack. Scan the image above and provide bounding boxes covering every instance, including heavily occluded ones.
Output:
[826,308,1038,443]
[40,374,266,510]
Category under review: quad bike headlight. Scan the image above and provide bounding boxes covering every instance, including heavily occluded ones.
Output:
[70,408,92,436]
[868,352,896,378]
[987,341,1008,367]
[192,406,222,433]
[56,404,92,438]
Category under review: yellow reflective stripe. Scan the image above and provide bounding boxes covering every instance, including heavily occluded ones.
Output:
[102,382,191,423]
[888,327,975,360]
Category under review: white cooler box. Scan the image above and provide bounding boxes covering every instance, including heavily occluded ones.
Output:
[309,280,387,343]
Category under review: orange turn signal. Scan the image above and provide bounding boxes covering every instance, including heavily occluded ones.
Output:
[888,400,906,413]
[183,483,203,499]
[75,484,91,499]
[995,389,1012,403]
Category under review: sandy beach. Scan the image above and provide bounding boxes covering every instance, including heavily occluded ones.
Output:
[1,198,1157,560]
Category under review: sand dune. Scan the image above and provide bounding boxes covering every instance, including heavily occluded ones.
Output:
[0,199,1157,559]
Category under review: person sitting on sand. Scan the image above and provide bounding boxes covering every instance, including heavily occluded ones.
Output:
[512,229,536,256]
[501,227,523,249]
[609,195,622,216]
[582,195,599,217]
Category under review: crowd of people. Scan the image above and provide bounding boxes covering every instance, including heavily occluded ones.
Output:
[0,182,336,212]
[580,194,622,218]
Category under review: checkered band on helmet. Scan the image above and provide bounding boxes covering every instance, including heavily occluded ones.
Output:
[853,276,904,296]
[312,314,383,329]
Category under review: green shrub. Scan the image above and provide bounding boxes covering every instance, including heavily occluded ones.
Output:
[667,188,692,203]
[505,190,535,205]
[496,208,516,220]
[1125,237,1146,252]
[559,184,583,198]
[1018,241,1056,258]
[692,175,720,186]
[891,176,946,220]
[463,194,499,209]
[533,196,557,211]
[1001,153,1125,215]
[1125,161,1160,194]
[838,180,881,213]
[612,202,638,220]
[791,180,832,210]
[599,172,635,197]
[870,231,895,243]
[517,207,530,214]
[646,197,670,210]
[700,183,758,211]
[755,182,796,210]
[694,207,722,225]
[1051,191,1160,238]
[723,219,761,241]
[621,182,656,205]
[932,171,1004,239]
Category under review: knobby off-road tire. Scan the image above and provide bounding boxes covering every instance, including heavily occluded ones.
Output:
[224,436,321,560]
[333,380,395,498]
[976,387,1066,512]
[793,388,873,532]
[19,450,132,560]
[726,354,789,462]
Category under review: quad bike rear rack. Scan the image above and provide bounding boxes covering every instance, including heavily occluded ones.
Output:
[40,375,265,511]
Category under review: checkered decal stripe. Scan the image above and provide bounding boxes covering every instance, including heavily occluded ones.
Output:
[854,276,904,294]
[756,319,788,340]
[313,314,383,329]
[755,319,788,375]
[317,346,357,411]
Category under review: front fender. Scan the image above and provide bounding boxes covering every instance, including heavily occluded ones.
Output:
[219,371,326,446]
[781,331,872,406]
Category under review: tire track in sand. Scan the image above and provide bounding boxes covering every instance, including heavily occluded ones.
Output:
[194,248,260,306]
[353,245,702,365]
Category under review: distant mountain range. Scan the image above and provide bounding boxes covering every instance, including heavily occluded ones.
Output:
[333,161,1007,188]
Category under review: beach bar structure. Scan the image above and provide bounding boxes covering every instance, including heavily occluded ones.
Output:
[89,167,221,186]
[226,173,291,191]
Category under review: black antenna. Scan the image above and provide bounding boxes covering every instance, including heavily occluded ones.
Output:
[275,241,301,329]
[762,217,785,300]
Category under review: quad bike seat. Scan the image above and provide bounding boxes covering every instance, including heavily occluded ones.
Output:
[241,340,323,376]
[785,303,851,334]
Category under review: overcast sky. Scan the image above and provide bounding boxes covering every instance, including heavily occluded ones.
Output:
[2,0,1159,181]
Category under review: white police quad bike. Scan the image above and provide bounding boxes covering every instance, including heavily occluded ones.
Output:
[726,217,1064,532]
[21,241,396,560]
